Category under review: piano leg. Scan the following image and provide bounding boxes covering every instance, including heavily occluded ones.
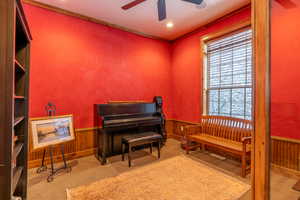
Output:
[101,131,108,165]
[101,155,107,165]
[128,143,132,167]
[157,140,161,159]
[111,133,114,155]
[122,142,125,161]
[150,143,153,154]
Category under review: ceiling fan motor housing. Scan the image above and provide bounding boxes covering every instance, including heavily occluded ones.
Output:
[122,0,205,21]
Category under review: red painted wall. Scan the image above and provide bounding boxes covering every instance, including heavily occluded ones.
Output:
[25,3,300,140]
[23,4,173,129]
[271,4,300,139]
[171,9,251,122]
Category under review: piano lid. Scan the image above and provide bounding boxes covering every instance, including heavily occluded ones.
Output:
[96,103,157,117]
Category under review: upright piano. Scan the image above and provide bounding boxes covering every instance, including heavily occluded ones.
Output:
[94,96,166,164]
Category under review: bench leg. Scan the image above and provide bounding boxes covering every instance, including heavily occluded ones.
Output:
[157,140,161,159]
[241,153,246,178]
[201,143,205,152]
[128,143,132,167]
[121,142,125,161]
[186,138,190,154]
[150,143,153,154]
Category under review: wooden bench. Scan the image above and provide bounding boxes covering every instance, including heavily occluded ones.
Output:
[121,132,163,167]
[184,116,252,177]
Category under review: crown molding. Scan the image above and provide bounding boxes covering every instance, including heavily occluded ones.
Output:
[22,0,169,42]
[171,3,251,41]
[22,0,250,42]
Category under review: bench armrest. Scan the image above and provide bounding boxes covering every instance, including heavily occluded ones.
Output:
[242,136,251,153]
[183,124,202,137]
[242,136,252,144]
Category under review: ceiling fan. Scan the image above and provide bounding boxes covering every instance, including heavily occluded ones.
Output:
[274,0,297,9]
[122,0,204,21]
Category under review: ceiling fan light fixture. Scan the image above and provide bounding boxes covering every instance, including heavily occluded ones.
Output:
[166,22,174,28]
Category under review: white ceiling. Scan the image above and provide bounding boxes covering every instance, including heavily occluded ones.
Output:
[33,0,250,40]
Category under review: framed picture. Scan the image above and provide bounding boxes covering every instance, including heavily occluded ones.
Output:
[30,115,75,150]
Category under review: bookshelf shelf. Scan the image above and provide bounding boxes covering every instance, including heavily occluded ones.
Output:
[14,116,25,127]
[12,167,23,193]
[13,143,24,161]
[15,59,26,73]
[14,95,25,100]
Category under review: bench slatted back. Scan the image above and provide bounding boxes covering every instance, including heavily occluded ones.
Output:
[200,116,252,142]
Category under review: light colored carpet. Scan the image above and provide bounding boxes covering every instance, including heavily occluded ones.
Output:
[66,156,250,200]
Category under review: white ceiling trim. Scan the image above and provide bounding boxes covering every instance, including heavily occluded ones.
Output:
[23,0,250,41]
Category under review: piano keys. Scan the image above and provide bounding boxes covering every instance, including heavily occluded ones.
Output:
[94,96,166,165]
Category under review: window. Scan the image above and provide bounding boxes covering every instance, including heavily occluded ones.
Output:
[204,29,252,120]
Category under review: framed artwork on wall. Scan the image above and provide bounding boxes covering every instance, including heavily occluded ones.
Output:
[30,115,75,150]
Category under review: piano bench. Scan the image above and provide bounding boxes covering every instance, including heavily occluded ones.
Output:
[121,132,163,167]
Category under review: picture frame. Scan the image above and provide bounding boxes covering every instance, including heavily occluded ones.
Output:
[30,115,75,150]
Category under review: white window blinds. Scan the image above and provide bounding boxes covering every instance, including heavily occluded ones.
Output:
[206,29,252,120]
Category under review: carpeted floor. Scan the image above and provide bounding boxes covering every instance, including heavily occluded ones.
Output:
[67,156,250,200]
[28,139,300,200]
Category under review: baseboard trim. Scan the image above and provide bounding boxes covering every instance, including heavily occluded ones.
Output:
[168,119,199,125]
[28,148,96,168]
[75,127,100,132]
[168,134,182,141]
[271,164,300,179]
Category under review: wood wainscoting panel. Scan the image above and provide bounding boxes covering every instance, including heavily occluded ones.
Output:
[28,127,98,168]
[165,120,174,138]
[271,136,300,173]
[167,119,199,141]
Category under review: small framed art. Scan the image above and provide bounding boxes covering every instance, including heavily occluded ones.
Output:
[30,115,75,150]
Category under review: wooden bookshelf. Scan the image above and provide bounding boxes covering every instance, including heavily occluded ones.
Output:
[0,0,31,199]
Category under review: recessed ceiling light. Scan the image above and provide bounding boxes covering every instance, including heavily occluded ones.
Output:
[166,22,174,28]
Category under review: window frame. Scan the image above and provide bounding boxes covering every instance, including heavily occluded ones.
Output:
[201,20,251,118]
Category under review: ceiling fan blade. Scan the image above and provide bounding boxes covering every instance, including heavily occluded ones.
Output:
[158,0,166,21]
[275,0,297,9]
[182,0,204,5]
[122,0,147,10]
